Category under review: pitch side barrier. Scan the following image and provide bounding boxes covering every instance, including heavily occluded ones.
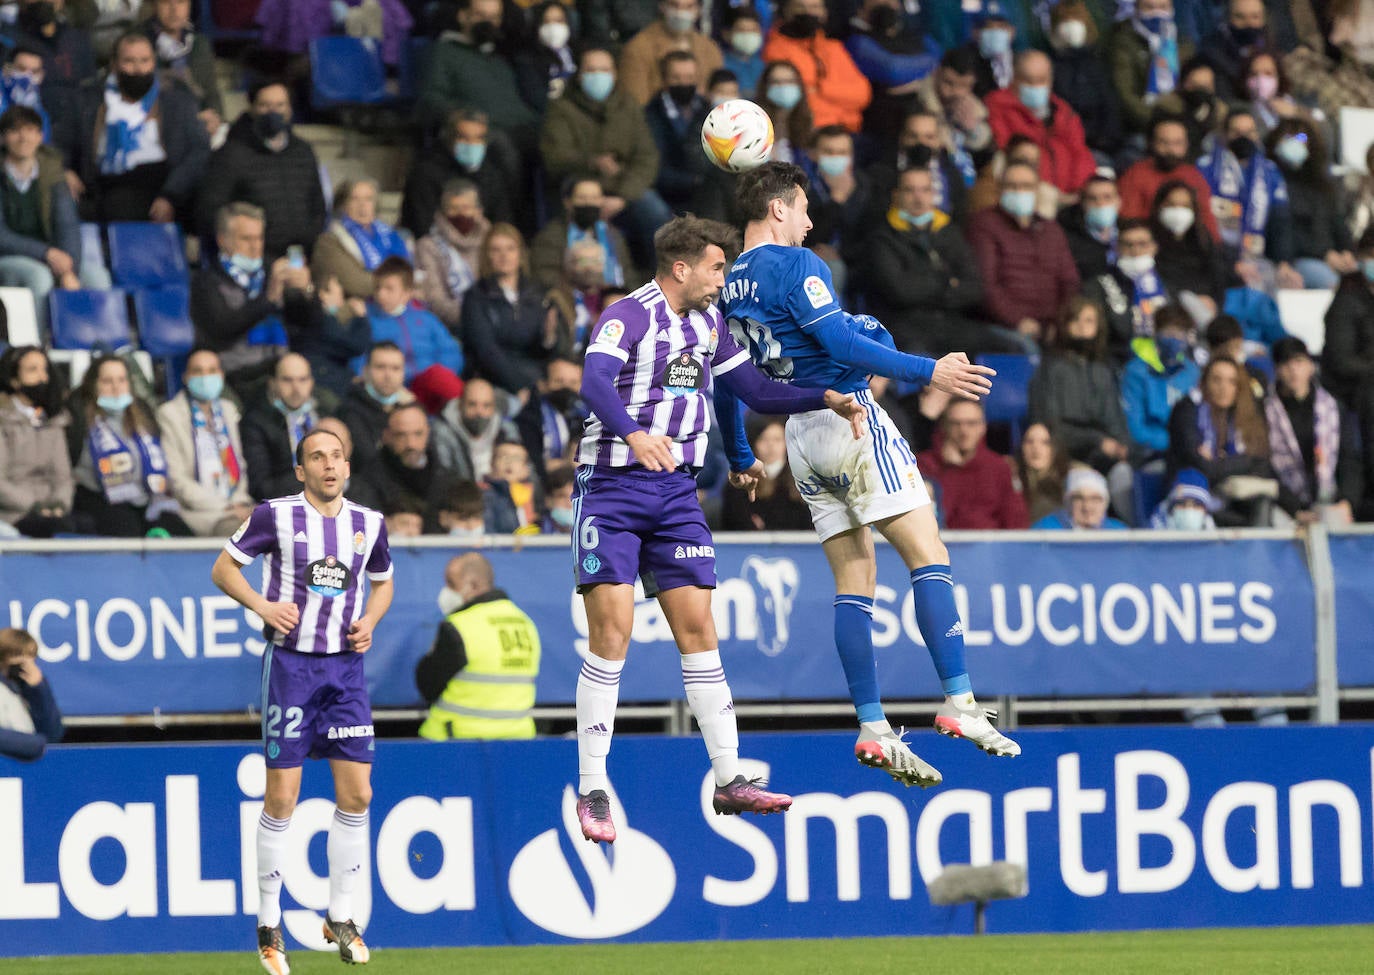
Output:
[0,528,1359,724]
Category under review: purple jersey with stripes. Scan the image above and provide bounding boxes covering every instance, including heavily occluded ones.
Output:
[577,280,751,469]
[225,494,393,654]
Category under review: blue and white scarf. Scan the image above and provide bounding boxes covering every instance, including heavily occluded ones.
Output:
[221,255,265,299]
[101,72,161,176]
[1193,392,1241,457]
[1202,143,1284,258]
[339,216,408,271]
[274,398,317,454]
[89,412,172,506]
[1133,16,1178,100]
[0,74,48,140]
[566,221,624,287]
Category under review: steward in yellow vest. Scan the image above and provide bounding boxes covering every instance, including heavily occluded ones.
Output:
[416,554,541,739]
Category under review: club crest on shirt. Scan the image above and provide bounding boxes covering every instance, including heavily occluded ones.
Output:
[708,325,719,354]
[803,275,831,309]
[306,555,354,598]
[659,351,706,397]
[594,319,624,346]
[352,530,366,555]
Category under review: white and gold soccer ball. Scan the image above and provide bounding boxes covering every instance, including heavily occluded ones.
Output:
[700,98,775,173]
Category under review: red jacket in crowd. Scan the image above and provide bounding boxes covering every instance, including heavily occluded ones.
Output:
[917,437,1029,530]
[984,88,1096,194]
[1117,157,1220,240]
[967,206,1080,328]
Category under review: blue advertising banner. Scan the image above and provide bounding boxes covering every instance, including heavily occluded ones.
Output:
[2,727,1371,957]
[1332,532,1374,686]
[0,534,1317,717]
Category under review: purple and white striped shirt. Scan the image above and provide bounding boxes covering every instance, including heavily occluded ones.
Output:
[225,494,392,654]
[578,281,750,468]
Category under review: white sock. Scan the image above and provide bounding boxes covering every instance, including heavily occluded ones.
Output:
[576,654,623,795]
[327,808,369,922]
[256,811,290,928]
[681,649,739,787]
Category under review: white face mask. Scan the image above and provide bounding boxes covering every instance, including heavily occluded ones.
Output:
[539,21,570,49]
[1158,205,1195,236]
[1055,19,1088,49]
[1167,507,1208,532]
[448,525,483,541]
[762,458,786,479]
[1117,254,1155,277]
[437,586,467,616]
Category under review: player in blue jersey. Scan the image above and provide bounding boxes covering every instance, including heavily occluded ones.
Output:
[718,162,1021,787]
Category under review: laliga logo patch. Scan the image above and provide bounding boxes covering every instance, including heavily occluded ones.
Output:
[508,785,675,938]
[232,518,250,542]
[306,556,354,598]
[594,319,625,347]
[803,274,831,309]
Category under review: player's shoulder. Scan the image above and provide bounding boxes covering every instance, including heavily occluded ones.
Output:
[341,497,385,523]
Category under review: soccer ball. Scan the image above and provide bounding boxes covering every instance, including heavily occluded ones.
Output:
[701,99,775,173]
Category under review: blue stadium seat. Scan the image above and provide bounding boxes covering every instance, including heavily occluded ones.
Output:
[1133,467,1168,528]
[976,353,1038,445]
[107,222,188,291]
[80,222,104,270]
[134,288,194,358]
[309,36,388,112]
[49,289,131,351]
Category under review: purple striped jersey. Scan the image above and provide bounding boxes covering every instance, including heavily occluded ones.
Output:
[577,280,750,468]
[224,494,392,654]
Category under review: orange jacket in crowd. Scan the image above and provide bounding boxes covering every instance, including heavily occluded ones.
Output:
[761,27,872,133]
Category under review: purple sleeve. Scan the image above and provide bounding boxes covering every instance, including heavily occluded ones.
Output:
[225,502,276,564]
[710,316,751,371]
[365,518,392,580]
[581,352,642,440]
[716,361,827,414]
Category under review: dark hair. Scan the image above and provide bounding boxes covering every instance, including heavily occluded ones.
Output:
[295,427,346,465]
[577,44,614,70]
[5,45,44,66]
[809,123,851,148]
[1200,355,1267,459]
[1056,295,1108,360]
[366,340,405,364]
[112,31,154,60]
[653,215,738,275]
[0,105,42,134]
[382,494,426,518]
[441,107,489,144]
[1148,112,1190,143]
[1207,314,1244,346]
[373,256,415,289]
[939,46,982,76]
[1358,226,1374,255]
[248,78,291,105]
[1149,178,1209,247]
[722,5,760,29]
[757,60,812,145]
[1241,48,1287,96]
[707,67,738,89]
[1154,303,1193,336]
[659,49,696,81]
[560,172,603,200]
[441,479,485,518]
[1117,217,1153,238]
[735,160,808,223]
[1265,117,1326,187]
[78,354,156,435]
[0,344,59,414]
[1271,335,1312,366]
[547,353,582,373]
[544,464,575,492]
[385,400,429,429]
[1179,54,1213,83]
[1016,421,1071,500]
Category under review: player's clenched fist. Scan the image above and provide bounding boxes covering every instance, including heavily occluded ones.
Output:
[260,601,300,633]
[929,353,995,401]
[625,430,677,472]
[348,616,376,653]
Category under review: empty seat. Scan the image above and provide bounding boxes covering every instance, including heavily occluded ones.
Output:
[309,36,388,112]
[1275,288,1332,355]
[107,222,188,291]
[976,353,1038,445]
[80,222,105,270]
[1132,466,1168,528]
[1340,106,1374,173]
[0,286,40,347]
[134,288,195,358]
[49,289,132,350]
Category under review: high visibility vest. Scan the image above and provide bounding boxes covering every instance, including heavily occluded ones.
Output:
[418,597,541,740]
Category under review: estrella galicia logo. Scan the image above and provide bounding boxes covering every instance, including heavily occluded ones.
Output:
[266,741,280,759]
[582,553,603,574]
[659,351,705,398]
[306,555,353,598]
[508,785,675,938]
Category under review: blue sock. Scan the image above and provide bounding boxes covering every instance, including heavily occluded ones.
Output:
[834,595,885,725]
[909,565,972,697]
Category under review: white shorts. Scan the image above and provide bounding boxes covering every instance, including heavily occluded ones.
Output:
[784,388,930,542]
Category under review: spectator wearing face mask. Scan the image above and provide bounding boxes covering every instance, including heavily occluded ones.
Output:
[1265,119,1355,290]
[541,464,576,534]
[1118,114,1219,239]
[0,345,72,538]
[1196,108,1299,292]
[1195,0,1271,101]
[867,110,974,227]
[1087,219,1172,365]
[916,399,1029,530]
[4,0,96,91]
[1047,1,1122,157]
[763,0,872,132]
[754,59,813,164]
[140,0,224,138]
[0,46,61,144]
[515,355,586,481]
[1108,0,1193,136]
[1033,466,1128,530]
[1059,173,1121,280]
[337,341,419,471]
[531,175,633,292]
[415,179,488,333]
[513,2,577,116]
[721,414,812,531]
[401,108,515,238]
[985,48,1096,196]
[646,51,714,214]
[1122,304,1201,459]
[1147,467,1219,529]
[1149,179,1234,314]
[720,7,766,97]
[543,240,612,358]
[417,552,541,740]
[1152,58,1229,158]
[843,0,942,150]
[195,81,326,264]
[618,0,723,107]
[959,5,1017,98]
[435,479,486,541]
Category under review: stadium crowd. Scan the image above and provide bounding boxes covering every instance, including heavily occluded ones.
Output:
[0,0,1373,540]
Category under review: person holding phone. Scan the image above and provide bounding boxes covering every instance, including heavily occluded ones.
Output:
[0,627,62,761]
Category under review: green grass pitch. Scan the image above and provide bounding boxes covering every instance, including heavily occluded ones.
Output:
[10,927,1374,975]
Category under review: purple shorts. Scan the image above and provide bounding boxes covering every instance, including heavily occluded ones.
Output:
[260,647,374,768]
[572,466,716,595]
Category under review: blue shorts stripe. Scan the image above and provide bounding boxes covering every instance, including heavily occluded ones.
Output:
[259,645,274,745]
[571,465,593,571]
[860,390,899,493]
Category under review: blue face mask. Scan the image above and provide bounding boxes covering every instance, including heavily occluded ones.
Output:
[1156,335,1188,365]
[979,27,1012,57]
[97,393,134,415]
[1363,259,1374,283]
[767,83,802,110]
[579,70,615,102]
[817,154,851,178]
[229,253,263,275]
[1274,136,1309,170]
[1001,189,1036,219]
[1141,14,1172,34]
[1085,203,1118,231]
[186,374,224,402]
[1018,84,1050,112]
[550,506,575,528]
[453,141,486,170]
[900,209,933,227]
[365,381,401,407]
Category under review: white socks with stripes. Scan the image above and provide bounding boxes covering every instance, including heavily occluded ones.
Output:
[577,654,624,795]
[256,811,290,928]
[682,649,740,787]
[328,807,369,922]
